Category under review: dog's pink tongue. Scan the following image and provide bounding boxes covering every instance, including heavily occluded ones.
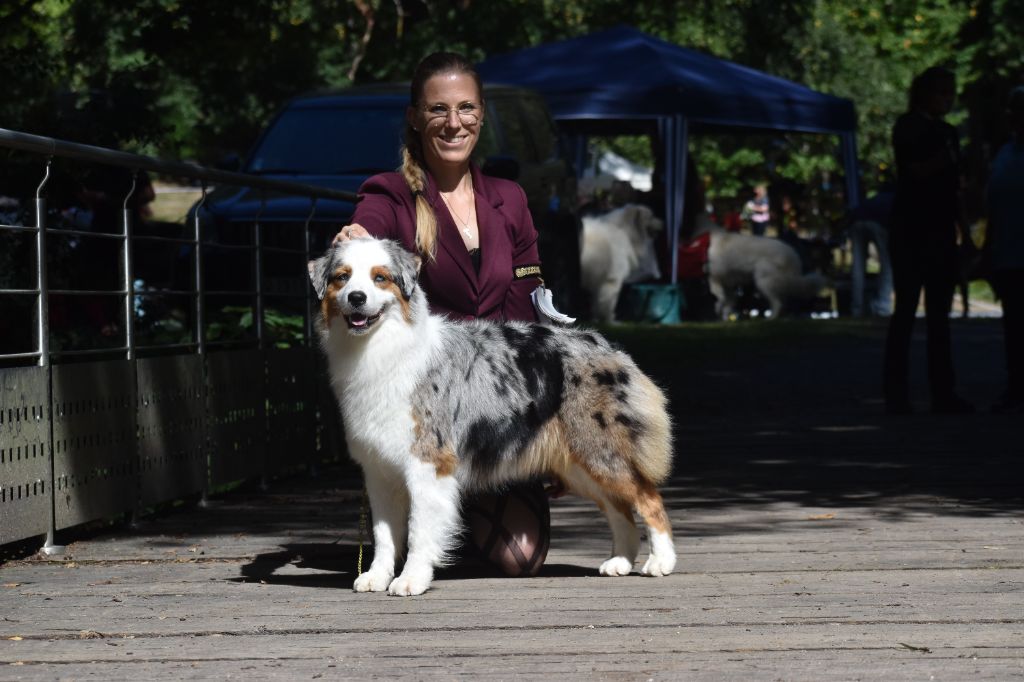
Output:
[350,314,367,327]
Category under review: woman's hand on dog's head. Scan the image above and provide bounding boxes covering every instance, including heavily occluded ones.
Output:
[333,223,370,245]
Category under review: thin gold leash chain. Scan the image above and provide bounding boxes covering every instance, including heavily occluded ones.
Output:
[357,485,368,575]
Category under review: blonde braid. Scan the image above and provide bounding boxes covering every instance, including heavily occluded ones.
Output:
[400,134,438,262]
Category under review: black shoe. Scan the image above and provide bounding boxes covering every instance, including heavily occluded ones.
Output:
[931,395,975,414]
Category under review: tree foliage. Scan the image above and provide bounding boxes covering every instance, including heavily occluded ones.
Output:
[3,0,1022,216]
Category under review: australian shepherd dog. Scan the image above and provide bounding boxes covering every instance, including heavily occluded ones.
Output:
[308,237,676,596]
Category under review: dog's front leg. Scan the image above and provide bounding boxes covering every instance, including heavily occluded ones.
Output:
[707,278,731,320]
[388,459,461,596]
[353,460,409,593]
[594,282,620,323]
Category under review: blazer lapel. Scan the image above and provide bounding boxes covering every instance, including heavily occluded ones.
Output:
[472,164,505,290]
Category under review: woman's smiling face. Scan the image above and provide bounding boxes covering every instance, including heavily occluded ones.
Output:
[409,71,484,172]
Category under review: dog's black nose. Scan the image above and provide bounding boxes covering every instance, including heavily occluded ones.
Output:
[347,290,367,307]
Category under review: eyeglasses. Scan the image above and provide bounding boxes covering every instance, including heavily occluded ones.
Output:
[422,102,481,125]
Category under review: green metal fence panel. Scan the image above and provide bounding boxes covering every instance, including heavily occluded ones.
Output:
[207,350,266,487]
[0,366,52,544]
[137,355,206,508]
[51,360,137,530]
[265,348,316,477]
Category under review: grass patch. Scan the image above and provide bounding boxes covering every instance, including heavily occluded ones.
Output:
[598,317,886,366]
[968,279,996,304]
[150,184,202,224]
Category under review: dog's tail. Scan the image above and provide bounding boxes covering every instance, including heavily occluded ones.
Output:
[556,360,673,487]
[629,373,674,485]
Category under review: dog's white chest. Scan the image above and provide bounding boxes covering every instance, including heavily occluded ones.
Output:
[332,328,437,464]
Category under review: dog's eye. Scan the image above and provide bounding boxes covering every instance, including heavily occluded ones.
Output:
[333,273,349,283]
[374,274,387,283]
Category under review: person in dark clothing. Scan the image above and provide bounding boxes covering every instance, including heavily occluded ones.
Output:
[984,85,1024,413]
[882,66,974,415]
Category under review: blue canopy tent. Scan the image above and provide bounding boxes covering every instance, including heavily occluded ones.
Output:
[478,26,860,285]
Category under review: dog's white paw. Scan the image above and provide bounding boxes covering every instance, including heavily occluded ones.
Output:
[388,573,431,596]
[599,556,634,576]
[353,569,392,593]
[640,552,676,577]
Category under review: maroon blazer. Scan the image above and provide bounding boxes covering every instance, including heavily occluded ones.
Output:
[350,163,541,322]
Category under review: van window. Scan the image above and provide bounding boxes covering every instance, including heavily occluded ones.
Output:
[248,107,405,174]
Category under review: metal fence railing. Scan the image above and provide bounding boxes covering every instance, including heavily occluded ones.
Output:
[0,128,357,551]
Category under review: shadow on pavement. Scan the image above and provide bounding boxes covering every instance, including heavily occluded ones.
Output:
[621,318,1021,521]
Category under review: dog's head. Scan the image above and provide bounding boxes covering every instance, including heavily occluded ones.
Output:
[308,237,422,337]
[616,204,664,251]
[608,204,665,281]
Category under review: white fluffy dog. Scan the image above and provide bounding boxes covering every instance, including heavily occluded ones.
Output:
[309,237,676,596]
[580,204,664,322]
[697,215,827,319]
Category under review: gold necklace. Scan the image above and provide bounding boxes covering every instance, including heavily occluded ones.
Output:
[439,189,476,241]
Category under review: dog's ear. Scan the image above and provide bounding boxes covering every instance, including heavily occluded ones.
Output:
[630,205,645,231]
[631,205,646,228]
[384,240,421,300]
[308,251,333,301]
[650,210,665,235]
[395,252,421,301]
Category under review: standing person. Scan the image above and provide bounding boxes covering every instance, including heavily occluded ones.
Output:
[883,66,974,414]
[984,85,1024,413]
[334,52,551,576]
[741,183,771,236]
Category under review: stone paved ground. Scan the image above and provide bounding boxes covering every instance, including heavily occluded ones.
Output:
[1,318,1021,680]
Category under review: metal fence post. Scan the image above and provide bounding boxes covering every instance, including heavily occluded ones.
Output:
[192,184,211,508]
[304,198,318,346]
[303,198,320,478]
[254,194,266,350]
[36,159,64,556]
[122,172,138,360]
[122,173,143,526]
[194,184,207,356]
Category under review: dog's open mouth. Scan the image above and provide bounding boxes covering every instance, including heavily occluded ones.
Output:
[345,310,383,331]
